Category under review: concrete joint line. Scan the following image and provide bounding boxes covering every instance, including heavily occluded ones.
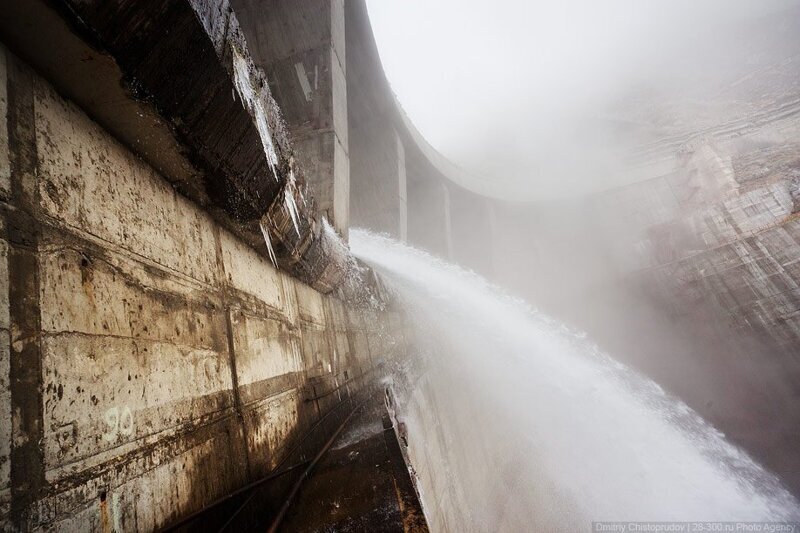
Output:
[6,54,46,529]
[223,307,253,479]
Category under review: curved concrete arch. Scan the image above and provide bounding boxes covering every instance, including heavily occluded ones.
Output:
[216,0,501,270]
[343,0,501,271]
[343,0,512,200]
[393,99,513,200]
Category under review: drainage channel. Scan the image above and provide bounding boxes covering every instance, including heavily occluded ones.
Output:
[163,392,427,532]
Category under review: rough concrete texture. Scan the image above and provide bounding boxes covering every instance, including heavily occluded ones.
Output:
[349,119,408,240]
[279,396,427,532]
[0,228,8,518]
[0,46,7,199]
[591,138,800,354]
[0,45,10,521]
[0,0,359,295]
[233,0,351,238]
[0,46,404,530]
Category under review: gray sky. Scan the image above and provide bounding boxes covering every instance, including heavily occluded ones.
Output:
[365,0,799,200]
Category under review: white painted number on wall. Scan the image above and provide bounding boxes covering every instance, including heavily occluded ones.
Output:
[102,406,134,442]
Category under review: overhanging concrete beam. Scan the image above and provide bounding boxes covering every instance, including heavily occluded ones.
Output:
[0,0,356,293]
[232,0,350,239]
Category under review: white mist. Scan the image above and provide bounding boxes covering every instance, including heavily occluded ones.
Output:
[351,229,800,531]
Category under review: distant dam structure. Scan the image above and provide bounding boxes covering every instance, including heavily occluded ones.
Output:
[352,229,800,530]
[1,0,799,530]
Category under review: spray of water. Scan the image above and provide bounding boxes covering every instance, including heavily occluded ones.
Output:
[350,229,800,531]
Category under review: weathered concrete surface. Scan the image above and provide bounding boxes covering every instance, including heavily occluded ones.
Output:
[407,170,453,260]
[166,386,423,531]
[387,360,536,533]
[0,0,198,201]
[0,46,7,199]
[0,44,9,522]
[0,0,357,294]
[0,1,512,529]
[590,137,800,354]
[0,45,405,530]
[232,0,351,238]
[349,117,408,241]
[279,395,427,532]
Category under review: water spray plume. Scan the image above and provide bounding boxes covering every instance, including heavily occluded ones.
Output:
[351,229,800,530]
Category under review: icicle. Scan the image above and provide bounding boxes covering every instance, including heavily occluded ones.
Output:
[231,51,280,182]
[284,168,301,237]
[259,216,278,267]
[285,190,301,237]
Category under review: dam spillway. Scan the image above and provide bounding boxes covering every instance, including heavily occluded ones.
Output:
[1,0,800,531]
[351,230,800,530]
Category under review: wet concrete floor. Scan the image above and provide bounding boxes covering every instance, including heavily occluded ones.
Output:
[278,397,428,532]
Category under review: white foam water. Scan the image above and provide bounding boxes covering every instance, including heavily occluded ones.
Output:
[350,229,800,531]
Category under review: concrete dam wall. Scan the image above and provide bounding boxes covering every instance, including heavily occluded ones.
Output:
[2,0,799,530]
[0,0,466,528]
[0,44,405,530]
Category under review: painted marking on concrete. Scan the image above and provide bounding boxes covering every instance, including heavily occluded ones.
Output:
[294,62,313,102]
[102,405,134,442]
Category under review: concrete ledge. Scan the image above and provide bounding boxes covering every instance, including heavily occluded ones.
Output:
[0,0,358,293]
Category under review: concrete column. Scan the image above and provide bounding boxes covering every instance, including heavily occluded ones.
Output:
[349,119,408,240]
[449,187,494,276]
[398,135,408,242]
[443,184,453,259]
[485,198,498,278]
[232,0,350,238]
[407,176,453,259]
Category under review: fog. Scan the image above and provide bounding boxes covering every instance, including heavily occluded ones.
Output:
[367,0,799,199]
[362,0,800,520]
[353,230,800,530]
